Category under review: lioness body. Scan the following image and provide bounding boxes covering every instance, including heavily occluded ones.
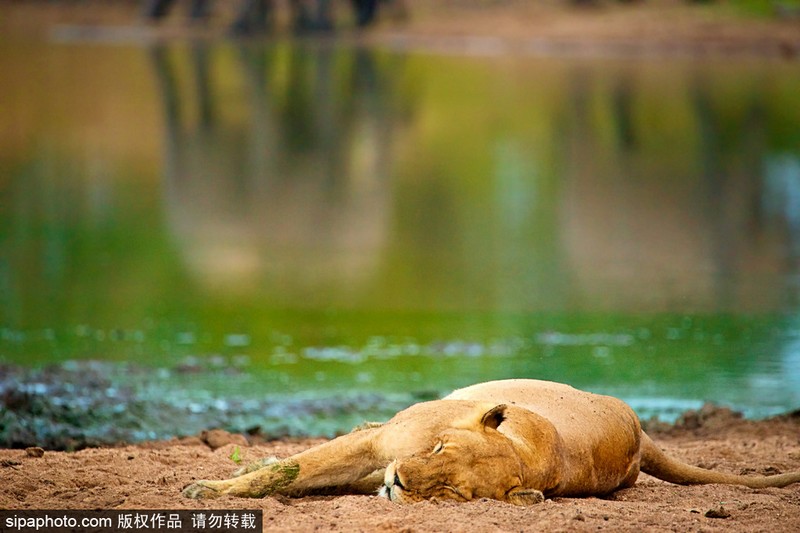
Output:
[183,379,800,504]
[444,380,642,497]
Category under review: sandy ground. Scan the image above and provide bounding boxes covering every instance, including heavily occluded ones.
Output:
[2,407,799,532]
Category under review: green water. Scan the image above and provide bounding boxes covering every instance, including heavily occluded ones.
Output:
[2,37,800,436]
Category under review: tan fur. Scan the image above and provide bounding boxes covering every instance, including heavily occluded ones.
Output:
[183,379,800,504]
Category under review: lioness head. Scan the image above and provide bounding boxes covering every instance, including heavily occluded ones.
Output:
[380,404,545,506]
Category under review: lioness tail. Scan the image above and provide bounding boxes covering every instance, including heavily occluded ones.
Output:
[640,432,800,488]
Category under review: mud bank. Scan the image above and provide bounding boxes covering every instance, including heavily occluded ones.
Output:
[0,361,418,450]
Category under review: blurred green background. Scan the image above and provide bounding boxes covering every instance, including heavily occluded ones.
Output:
[2,33,800,441]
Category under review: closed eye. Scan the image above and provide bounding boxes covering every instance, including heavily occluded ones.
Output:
[432,441,444,454]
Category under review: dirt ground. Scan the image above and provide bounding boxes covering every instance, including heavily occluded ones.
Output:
[2,407,799,532]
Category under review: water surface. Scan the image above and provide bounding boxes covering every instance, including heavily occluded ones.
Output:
[2,37,800,439]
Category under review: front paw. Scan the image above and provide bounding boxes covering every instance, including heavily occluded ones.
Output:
[506,488,545,506]
[183,481,223,499]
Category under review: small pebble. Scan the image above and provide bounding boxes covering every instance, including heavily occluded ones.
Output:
[25,447,45,458]
[200,429,248,450]
[705,506,731,519]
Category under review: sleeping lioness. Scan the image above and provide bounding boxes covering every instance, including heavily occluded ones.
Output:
[183,379,800,504]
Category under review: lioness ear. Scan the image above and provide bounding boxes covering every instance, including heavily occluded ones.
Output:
[480,404,508,431]
[506,488,545,506]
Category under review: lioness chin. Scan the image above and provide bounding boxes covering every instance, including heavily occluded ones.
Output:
[183,379,800,505]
